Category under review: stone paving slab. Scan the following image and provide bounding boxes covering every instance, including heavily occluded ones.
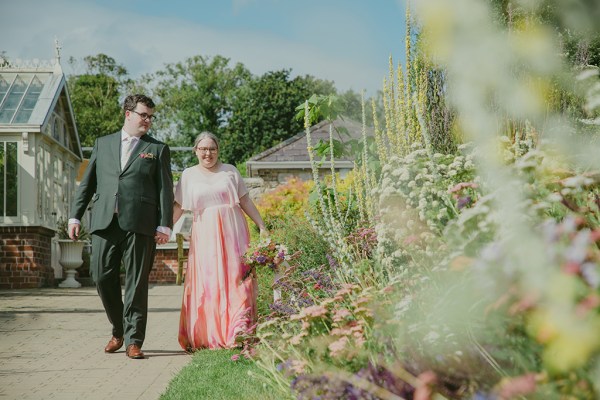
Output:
[0,285,191,400]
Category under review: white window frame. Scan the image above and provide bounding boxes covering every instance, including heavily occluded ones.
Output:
[0,139,20,223]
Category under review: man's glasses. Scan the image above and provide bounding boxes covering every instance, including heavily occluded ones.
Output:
[131,110,156,122]
[196,147,218,153]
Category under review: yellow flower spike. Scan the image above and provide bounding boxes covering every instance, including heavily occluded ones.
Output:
[542,316,600,373]
[528,301,600,373]
[527,308,559,344]
[418,0,456,61]
[505,78,548,119]
[511,23,558,73]
[545,273,580,303]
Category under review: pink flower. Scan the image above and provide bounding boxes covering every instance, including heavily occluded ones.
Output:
[448,181,478,194]
[328,336,349,357]
[403,235,419,245]
[289,359,308,374]
[301,305,328,319]
[230,354,240,361]
[330,327,349,336]
[290,332,307,345]
[333,308,352,322]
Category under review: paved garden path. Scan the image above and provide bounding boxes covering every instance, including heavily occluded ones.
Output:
[0,285,190,400]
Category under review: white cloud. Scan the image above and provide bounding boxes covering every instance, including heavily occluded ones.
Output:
[1,0,389,95]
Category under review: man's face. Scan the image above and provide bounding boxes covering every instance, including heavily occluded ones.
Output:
[125,103,155,136]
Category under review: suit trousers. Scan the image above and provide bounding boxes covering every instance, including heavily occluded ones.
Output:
[90,214,156,347]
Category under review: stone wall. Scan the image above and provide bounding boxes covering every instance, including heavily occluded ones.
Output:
[252,168,349,187]
[244,176,273,201]
[0,226,55,289]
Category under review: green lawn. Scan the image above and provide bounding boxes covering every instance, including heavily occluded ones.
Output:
[160,267,283,400]
[160,349,279,400]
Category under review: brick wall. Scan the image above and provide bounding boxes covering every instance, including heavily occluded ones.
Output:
[0,231,187,288]
[0,226,55,289]
[149,247,187,284]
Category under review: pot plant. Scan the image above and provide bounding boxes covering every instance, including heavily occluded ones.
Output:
[55,217,90,288]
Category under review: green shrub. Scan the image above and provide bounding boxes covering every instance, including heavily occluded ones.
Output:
[269,217,330,274]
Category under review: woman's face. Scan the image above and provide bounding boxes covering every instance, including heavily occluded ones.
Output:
[195,138,219,169]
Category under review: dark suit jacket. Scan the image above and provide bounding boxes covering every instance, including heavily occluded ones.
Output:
[71,131,174,236]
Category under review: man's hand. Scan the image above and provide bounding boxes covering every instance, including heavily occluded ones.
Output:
[68,223,80,241]
[155,231,169,245]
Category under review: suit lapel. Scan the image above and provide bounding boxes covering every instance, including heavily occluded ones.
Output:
[111,132,122,172]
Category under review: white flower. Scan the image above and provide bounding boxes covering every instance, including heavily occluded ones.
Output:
[546,192,562,202]
[562,176,593,188]
[424,331,440,342]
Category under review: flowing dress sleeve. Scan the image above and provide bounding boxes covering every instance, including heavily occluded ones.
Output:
[174,168,190,210]
[232,166,248,199]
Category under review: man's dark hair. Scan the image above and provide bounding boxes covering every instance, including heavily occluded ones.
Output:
[123,94,155,112]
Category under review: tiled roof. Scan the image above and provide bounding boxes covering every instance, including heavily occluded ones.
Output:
[249,118,371,162]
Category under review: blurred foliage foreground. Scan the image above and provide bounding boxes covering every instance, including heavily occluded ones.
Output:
[211,1,600,399]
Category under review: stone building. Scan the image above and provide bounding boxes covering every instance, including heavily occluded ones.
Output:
[245,118,370,187]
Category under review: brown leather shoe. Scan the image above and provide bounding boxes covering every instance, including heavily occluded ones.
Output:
[104,336,124,353]
[126,344,145,359]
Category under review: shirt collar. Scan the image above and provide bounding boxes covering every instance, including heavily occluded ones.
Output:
[121,130,142,142]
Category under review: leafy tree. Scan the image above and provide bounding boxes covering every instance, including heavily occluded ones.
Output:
[149,55,251,169]
[220,70,336,164]
[67,54,129,150]
[0,51,8,67]
[336,88,379,127]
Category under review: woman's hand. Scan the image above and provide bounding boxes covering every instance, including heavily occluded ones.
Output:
[259,227,270,239]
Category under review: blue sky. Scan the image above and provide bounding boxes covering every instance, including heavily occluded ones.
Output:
[1,0,407,95]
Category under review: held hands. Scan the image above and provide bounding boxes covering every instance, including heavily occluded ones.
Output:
[68,223,80,241]
[155,231,169,245]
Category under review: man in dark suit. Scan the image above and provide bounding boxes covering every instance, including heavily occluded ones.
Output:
[68,94,173,359]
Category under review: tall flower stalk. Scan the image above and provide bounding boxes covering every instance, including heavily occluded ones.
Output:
[303,101,353,276]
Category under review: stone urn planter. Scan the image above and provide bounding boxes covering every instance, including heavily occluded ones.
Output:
[57,240,87,288]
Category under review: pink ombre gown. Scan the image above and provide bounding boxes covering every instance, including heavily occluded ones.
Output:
[175,164,257,350]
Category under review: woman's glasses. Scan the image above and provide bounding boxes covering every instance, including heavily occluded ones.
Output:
[196,147,218,153]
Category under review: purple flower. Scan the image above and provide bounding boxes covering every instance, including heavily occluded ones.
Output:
[256,255,267,264]
[326,254,338,269]
[457,196,472,210]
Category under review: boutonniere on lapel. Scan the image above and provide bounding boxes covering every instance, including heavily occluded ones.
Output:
[140,152,156,160]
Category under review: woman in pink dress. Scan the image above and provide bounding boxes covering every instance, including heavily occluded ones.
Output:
[173,132,267,350]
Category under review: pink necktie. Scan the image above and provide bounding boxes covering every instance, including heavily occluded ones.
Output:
[121,137,138,169]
